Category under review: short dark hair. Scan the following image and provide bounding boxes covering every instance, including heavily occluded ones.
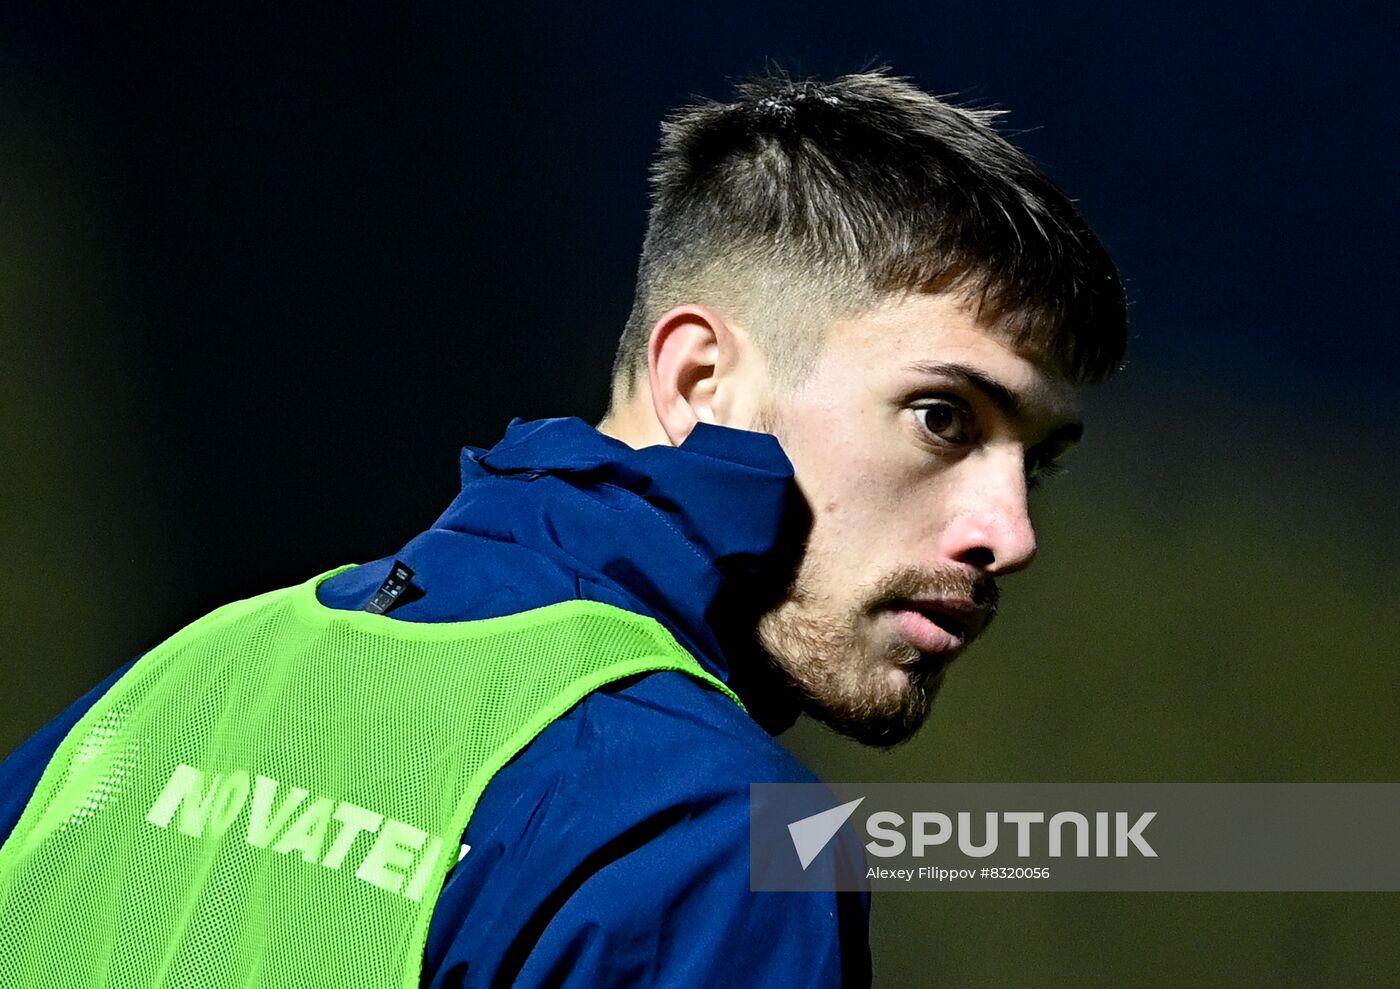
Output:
[610,69,1127,394]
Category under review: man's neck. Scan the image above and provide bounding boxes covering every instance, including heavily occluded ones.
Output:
[595,390,674,449]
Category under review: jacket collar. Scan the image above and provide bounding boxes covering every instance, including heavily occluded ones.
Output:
[469,416,800,577]
[444,417,808,727]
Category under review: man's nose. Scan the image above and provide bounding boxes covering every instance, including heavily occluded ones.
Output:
[937,459,1038,576]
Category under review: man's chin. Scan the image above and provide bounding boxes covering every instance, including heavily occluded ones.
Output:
[757,600,949,747]
[802,668,944,749]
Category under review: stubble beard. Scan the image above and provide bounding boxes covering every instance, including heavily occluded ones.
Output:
[756,563,995,749]
[748,402,995,748]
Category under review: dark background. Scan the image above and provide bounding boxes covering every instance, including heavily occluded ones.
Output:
[3,3,1397,985]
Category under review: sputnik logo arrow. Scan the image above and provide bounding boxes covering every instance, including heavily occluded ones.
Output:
[787,797,865,870]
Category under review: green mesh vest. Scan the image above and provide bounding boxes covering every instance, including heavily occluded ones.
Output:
[0,568,741,988]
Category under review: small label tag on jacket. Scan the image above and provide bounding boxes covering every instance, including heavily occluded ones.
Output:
[364,561,415,615]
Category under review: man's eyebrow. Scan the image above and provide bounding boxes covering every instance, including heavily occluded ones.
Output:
[904,360,1084,445]
[1039,420,1084,448]
[907,361,1022,416]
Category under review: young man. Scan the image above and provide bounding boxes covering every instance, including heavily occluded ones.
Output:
[0,70,1125,987]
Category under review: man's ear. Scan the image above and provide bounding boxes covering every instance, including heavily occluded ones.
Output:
[646,304,746,446]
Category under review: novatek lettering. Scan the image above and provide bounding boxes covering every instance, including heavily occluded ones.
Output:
[321,803,384,869]
[272,798,336,863]
[145,762,449,902]
[247,775,310,848]
[356,818,428,895]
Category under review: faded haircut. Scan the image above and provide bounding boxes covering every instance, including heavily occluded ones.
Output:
[609,69,1127,396]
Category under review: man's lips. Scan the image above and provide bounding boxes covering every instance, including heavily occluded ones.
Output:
[884,598,986,659]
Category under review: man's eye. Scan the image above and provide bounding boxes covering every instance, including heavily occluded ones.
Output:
[1025,458,1067,491]
[914,401,972,444]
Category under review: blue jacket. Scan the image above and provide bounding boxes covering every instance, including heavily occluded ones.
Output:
[0,417,871,988]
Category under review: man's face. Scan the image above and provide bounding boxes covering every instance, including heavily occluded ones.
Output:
[752,290,1083,747]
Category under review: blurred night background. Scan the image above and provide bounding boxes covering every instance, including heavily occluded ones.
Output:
[2,3,1397,986]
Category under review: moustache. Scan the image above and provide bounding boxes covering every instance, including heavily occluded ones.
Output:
[868,566,999,621]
